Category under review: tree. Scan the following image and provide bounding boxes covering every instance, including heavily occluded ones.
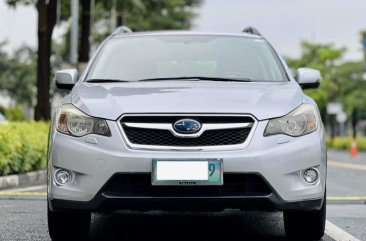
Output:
[287,41,366,138]
[79,0,91,63]
[0,44,37,106]
[89,0,202,48]
[35,0,57,120]
[286,41,345,138]
[7,0,58,120]
[99,0,202,30]
[336,61,366,137]
[6,0,202,120]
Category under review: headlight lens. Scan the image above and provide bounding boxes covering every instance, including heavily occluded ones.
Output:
[264,104,319,137]
[56,104,111,137]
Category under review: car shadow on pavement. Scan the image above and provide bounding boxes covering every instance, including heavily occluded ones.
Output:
[90,210,288,241]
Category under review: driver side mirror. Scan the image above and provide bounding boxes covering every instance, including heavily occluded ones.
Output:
[55,69,78,90]
[295,68,321,89]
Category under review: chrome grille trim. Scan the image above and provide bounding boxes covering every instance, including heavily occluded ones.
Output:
[117,114,258,151]
[123,122,254,138]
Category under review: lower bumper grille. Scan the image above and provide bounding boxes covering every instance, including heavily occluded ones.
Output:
[102,174,272,197]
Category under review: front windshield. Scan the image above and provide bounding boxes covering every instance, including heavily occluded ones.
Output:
[86,34,287,82]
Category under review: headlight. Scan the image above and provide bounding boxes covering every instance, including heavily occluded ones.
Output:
[264,104,319,137]
[56,104,111,137]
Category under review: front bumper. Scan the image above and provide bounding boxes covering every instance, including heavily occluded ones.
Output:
[48,119,327,212]
[49,195,324,212]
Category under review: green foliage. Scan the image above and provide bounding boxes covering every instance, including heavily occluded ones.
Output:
[286,41,346,115]
[62,0,203,54]
[3,106,26,121]
[336,62,366,117]
[0,106,26,121]
[126,0,202,30]
[93,0,201,30]
[0,122,49,176]
[327,137,366,151]
[5,0,203,108]
[5,0,36,7]
[358,137,366,150]
[0,106,6,116]
[0,43,36,106]
[287,40,366,131]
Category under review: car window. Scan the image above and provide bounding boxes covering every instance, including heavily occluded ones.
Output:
[87,35,287,82]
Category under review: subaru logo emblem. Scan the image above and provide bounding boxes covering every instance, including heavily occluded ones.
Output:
[173,119,201,134]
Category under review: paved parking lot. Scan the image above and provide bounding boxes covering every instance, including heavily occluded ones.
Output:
[0,150,364,241]
[0,194,337,241]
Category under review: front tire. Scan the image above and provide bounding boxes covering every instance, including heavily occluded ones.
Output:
[283,196,326,240]
[48,205,91,240]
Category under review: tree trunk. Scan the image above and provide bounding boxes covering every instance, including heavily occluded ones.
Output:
[352,109,358,138]
[116,13,125,26]
[116,0,126,27]
[329,114,335,140]
[35,0,57,121]
[78,0,91,63]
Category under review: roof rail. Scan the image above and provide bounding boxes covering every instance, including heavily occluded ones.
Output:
[242,26,261,36]
[112,26,133,35]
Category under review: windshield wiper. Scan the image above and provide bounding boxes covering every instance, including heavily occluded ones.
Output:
[86,77,252,83]
[137,76,252,82]
[86,79,130,83]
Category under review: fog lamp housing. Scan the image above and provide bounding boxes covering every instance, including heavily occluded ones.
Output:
[302,168,319,184]
[54,169,73,185]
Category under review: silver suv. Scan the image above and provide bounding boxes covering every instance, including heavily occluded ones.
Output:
[48,27,326,240]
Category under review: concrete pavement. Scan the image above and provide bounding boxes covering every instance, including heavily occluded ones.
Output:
[0,190,336,241]
[326,150,366,240]
[0,150,365,240]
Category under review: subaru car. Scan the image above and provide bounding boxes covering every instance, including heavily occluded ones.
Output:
[48,27,326,240]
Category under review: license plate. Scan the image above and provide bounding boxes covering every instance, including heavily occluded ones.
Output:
[152,159,223,186]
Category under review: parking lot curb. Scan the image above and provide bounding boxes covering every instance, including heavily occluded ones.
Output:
[0,170,47,190]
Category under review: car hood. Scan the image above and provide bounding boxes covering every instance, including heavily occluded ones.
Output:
[71,81,304,121]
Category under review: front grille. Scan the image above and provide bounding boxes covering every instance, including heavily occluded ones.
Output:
[103,174,272,197]
[121,116,255,124]
[124,126,250,146]
[120,115,255,148]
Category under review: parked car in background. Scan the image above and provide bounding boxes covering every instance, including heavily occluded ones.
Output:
[48,27,326,240]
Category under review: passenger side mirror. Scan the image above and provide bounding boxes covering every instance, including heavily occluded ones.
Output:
[295,68,321,89]
[55,69,78,90]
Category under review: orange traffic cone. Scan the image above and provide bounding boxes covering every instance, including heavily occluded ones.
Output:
[350,139,358,157]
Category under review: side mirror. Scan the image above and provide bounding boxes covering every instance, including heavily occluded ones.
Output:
[55,69,78,90]
[295,68,321,89]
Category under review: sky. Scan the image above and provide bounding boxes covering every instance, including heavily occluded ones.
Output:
[0,2,37,51]
[0,0,365,61]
